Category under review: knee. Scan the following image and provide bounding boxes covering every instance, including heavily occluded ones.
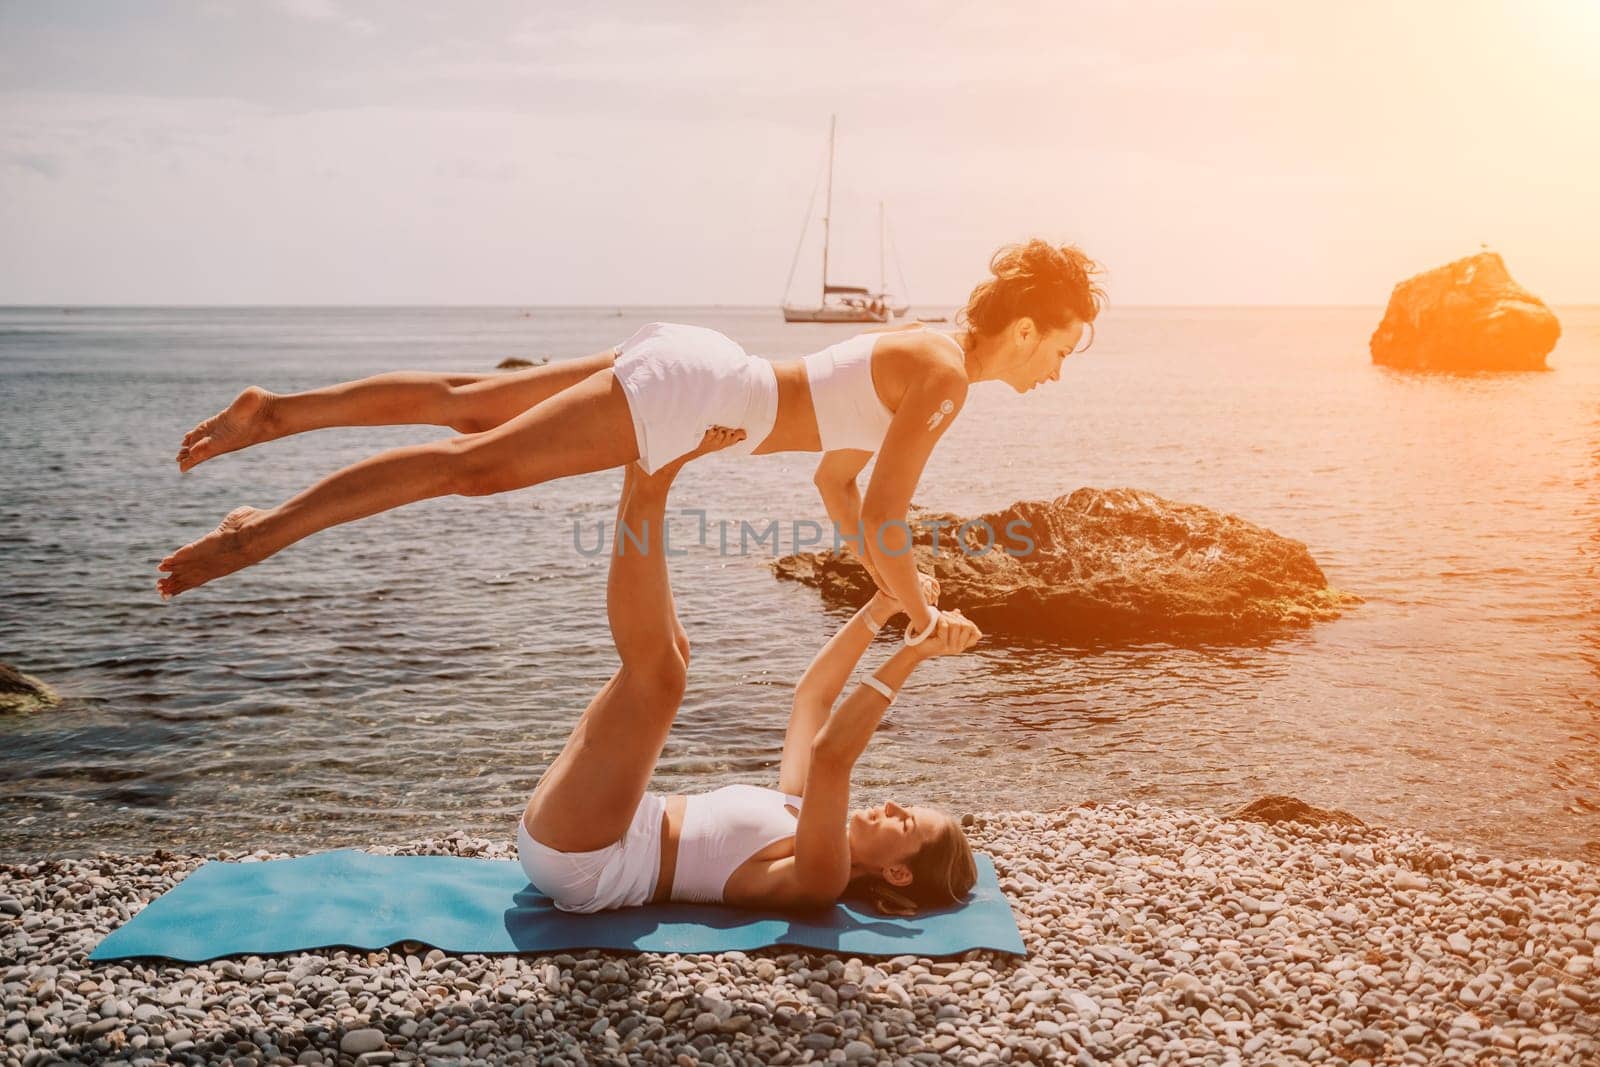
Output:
[657,650,688,697]
[446,383,492,435]
[624,649,687,701]
[448,438,505,497]
[450,412,490,436]
[674,626,690,666]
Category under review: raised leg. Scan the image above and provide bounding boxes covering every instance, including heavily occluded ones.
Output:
[176,350,619,472]
[451,351,618,433]
[523,428,746,851]
[157,366,638,599]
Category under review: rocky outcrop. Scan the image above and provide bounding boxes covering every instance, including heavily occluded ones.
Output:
[771,488,1358,645]
[495,357,547,370]
[1231,795,1366,829]
[0,662,59,713]
[1370,252,1560,372]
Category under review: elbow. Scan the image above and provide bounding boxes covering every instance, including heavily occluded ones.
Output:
[859,494,905,529]
[859,509,908,556]
[793,888,839,913]
[801,869,851,910]
[809,732,847,772]
[792,684,825,714]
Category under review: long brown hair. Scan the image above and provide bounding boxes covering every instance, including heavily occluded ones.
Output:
[843,813,978,917]
[958,238,1107,352]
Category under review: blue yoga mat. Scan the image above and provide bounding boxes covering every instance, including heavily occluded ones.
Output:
[89,849,1025,962]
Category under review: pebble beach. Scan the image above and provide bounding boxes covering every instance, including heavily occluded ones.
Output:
[4,800,1598,1067]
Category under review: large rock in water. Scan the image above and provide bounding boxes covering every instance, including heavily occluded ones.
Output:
[771,488,1358,645]
[1369,251,1560,371]
[0,662,59,713]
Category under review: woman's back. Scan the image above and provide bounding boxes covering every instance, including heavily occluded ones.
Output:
[757,323,965,456]
[801,332,897,453]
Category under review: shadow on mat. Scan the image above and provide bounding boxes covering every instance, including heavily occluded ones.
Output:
[504,884,929,953]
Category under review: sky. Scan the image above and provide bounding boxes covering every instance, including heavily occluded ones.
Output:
[1,0,1597,305]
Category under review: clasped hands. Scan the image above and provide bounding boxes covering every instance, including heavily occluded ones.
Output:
[868,574,982,659]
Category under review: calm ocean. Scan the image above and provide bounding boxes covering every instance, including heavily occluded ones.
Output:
[2,306,1597,862]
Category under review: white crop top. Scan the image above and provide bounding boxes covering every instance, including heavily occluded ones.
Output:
[671,784,802,904]
[800,326,964,453]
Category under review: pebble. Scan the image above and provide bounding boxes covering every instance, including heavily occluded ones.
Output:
[340,1028,387,1054]
[3,804,1598,1066]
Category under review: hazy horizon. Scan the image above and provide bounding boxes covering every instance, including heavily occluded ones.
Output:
[7,301,1600,311]
[3,1,1597,306]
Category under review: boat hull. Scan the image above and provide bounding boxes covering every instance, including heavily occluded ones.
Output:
[782,305,889,324]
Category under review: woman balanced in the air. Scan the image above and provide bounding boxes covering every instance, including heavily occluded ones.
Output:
[521,427,982,914]
[159,239,1105,638]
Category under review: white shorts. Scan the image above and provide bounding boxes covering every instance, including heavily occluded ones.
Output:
[611,322,778,474]
[516,793,666,913]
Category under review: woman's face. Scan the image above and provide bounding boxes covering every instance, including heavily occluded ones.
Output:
[848,800,945,873]
[1001,318,1086,394]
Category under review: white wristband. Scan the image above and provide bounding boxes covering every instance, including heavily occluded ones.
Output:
[860,676,896,704]
[902,612,939,647]
[858,607,884,635]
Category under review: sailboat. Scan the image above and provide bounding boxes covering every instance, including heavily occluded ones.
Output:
[780,117,911,323]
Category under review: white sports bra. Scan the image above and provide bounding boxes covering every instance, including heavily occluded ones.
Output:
[671,784,803,904]
[801,326,965,453]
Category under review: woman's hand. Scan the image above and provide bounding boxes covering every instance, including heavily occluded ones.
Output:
[907,608,981,661]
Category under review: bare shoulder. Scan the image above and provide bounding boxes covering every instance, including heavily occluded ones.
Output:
[722,855,837,913]
[860,320,928,336]
[874,328,967,388]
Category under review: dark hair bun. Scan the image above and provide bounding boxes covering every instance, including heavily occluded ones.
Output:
[958,239,1106,347]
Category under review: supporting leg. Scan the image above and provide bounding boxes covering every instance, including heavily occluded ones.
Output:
[522,429,745,851]
[176,349,618,472]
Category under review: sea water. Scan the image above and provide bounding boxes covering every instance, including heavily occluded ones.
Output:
[2,305,1597,860]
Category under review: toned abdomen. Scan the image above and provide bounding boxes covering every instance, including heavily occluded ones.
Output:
[752,360,822,455]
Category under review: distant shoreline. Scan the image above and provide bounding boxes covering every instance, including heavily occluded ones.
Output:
[3,303,1426,311]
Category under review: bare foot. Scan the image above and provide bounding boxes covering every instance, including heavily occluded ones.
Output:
[156,506,269,599]
[176,386,277,472]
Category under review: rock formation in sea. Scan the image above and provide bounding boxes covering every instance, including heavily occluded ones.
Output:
[495,356,547,370]
[771,488,1359,645]
[0,662,58,713]
[1369,251,1561,372]
[1231,794,1366,829]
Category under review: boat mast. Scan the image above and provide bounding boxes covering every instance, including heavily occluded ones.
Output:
[821,114,835,300]
[878,201,886,296]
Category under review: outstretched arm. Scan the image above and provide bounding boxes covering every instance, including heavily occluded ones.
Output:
[776,592,899,796]
[813,449,885,589]
[861,362,967,636]
[786,612,983,904]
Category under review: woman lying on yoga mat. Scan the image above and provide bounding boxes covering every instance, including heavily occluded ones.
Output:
[158,239,1104,644]
[518,427,982,915]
